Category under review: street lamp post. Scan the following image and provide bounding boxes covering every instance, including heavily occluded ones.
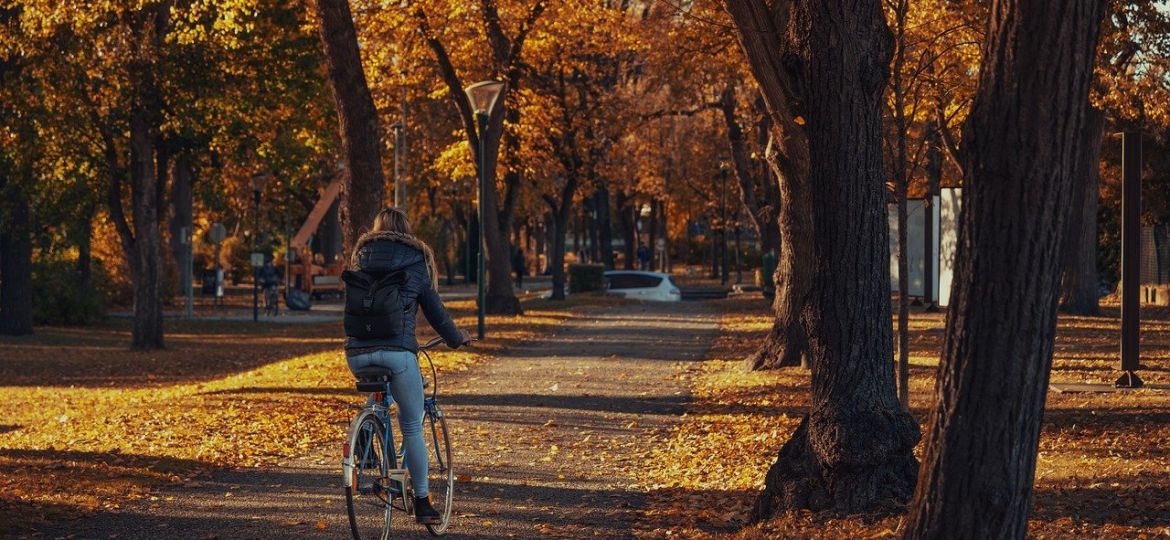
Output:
[250,173,269,322]
[464,80,506,341]
[391,121,405,210]
[719,160,730,286]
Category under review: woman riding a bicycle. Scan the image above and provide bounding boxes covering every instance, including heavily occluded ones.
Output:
[345,207,470,525]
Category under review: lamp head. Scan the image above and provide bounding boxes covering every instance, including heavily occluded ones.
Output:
[464,80,506,115]
[250,172,270,193]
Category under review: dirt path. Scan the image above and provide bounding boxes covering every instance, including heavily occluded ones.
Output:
[41,302,717,539]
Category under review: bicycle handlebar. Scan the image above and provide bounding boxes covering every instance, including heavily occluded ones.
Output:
[419,336,480,352]
[420,336,446,351]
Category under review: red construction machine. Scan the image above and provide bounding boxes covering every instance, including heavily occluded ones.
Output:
[286,176,345,300]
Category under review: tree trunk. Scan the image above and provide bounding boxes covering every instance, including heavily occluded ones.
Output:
[549,212,568,300]
[75,202,94,290]
[0,182,33,336]
[312,0,385,256]
[596,187,615,269]
[747,132,816,373]
[730,0,920,518]
[720,84,779,255]
[478,112,524,315]
[923,121,942,311]
[1059,106,1104,315]
[892,0,911,409]
[617,191,636,269]
[128,109,165,350]
[904,2,1105,538]
[725,5,812,373]
[545,170,580,300]
[168,154,193,298]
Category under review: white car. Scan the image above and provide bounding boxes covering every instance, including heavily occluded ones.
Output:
[604,271,682,302]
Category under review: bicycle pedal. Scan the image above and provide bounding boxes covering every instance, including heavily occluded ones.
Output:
[386,469,413,507]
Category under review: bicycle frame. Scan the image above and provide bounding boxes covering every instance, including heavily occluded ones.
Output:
[343,336,462,538]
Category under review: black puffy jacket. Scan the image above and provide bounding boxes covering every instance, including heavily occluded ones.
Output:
[344,231,463,355]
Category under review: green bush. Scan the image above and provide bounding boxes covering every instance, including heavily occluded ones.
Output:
[32,257,111,325]
[568,263,606,293]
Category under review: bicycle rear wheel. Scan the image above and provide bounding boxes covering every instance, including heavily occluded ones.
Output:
[424,411,454,536]
[345,412,391,540]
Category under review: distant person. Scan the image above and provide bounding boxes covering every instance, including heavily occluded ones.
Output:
[214,264,225,306]
[512,248,527,288]
[259,259,280,316]
[343,207,470,525]
[637,243,651,270]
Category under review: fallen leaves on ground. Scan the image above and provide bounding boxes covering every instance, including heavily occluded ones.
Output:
[0,296,583,532]
[635,297,1170,539]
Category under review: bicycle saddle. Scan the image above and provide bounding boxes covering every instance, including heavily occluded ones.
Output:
[353,366,393,392]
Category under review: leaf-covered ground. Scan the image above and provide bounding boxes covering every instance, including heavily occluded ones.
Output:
[0,296,606,533]
[636,296,1170,539]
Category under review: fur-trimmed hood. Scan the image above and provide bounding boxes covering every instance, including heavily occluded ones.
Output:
[350,230,439,289]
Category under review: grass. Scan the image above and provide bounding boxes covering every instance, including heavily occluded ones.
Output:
[637,296,1170,539]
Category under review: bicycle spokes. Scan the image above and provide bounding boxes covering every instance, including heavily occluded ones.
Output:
[346,414,391,540]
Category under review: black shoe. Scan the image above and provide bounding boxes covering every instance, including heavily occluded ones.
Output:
[414,496,441,524]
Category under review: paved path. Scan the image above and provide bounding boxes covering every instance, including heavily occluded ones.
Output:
[40,302,717,539]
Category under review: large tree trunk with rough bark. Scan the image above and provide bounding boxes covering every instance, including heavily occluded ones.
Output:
[725,3,811,372]
[730,0,920,518]
[0,181,34,336]
[904,2,1104,538]
[313,0,385,255]
[748,143,812,371]
[1059,106,1104,316]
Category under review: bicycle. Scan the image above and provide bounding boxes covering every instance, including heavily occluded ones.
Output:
[263,285,279,316]
[342,336,456,539]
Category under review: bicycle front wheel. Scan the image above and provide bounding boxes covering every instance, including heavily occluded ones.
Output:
[425,411,454,536]
[345,412,391,540]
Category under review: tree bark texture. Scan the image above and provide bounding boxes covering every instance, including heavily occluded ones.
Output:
[729,0,921,518]
[904,2,1105,538]
[1059,106,1104,316]
[313,0,385,256]
[725,1,811,373]
[0,181,33,336]
[127,107,165,350]
[112,5,168,351]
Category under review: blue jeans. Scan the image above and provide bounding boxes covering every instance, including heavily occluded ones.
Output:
[347,350,428,498]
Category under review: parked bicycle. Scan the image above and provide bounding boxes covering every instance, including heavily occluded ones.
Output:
[342,336,458,539]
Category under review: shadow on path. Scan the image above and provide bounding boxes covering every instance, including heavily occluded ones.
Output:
[33,301,721,540]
